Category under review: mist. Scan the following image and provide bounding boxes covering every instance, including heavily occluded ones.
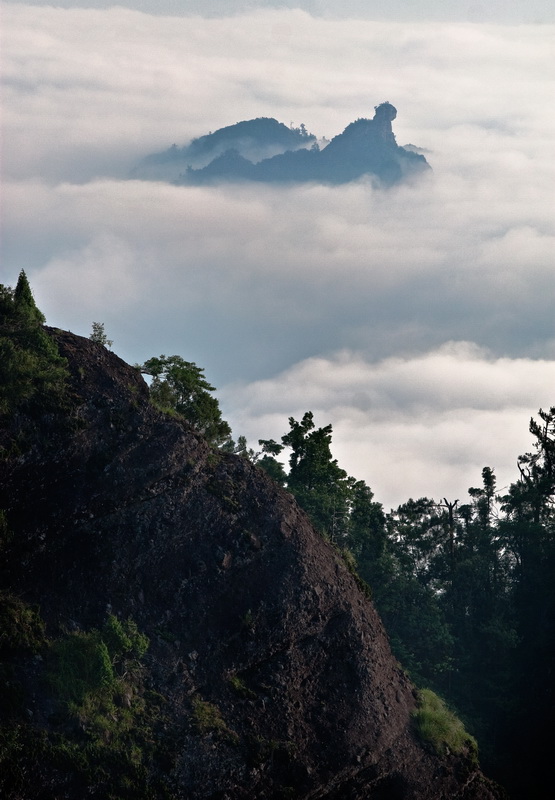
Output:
[2,3,554,506]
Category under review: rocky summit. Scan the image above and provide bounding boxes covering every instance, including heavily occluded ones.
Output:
[0,329,502,799]
[132,102,430,187]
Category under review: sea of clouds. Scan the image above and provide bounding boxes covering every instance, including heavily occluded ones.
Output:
[2,3,554,507]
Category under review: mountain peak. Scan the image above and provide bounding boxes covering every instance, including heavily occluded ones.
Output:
[131,103,430,187]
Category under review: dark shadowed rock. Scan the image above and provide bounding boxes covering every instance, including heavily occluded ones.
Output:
[0,330,501,799]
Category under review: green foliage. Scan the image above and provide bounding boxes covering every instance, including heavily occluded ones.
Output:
[376,566,454,687]
[49,630,115,708]
[191,696,225,732]
[412,689,477,761]
[261,414,386,551]
[280,412,353,537]
[346,480,386,557]
[140,354,231,446]
[32,617,172,796]
[221,434,258,460]
[365,410,555,791]
[258,438,283,456]
[0,593,46,655]
[228,673,257,699]
[257,453,287,485]
[504,406,555,525]
[191,695,238,743]
[0,712,172,799]
[49,616,149,712]
[242,609,255,629]
[89,321,113,349]
[101,615,149,661]
[257,438,288,484]
[12,271,45,324]
[0,271,68,417]
[339,547,373,600]
[0,608,169,797]
[261,413,386,603]
[363,498,455,687]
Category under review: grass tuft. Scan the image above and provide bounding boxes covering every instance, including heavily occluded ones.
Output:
[412,688,478,762]
[191,695,239,744]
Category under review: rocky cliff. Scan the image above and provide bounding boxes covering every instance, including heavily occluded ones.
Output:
[0,330,501,799]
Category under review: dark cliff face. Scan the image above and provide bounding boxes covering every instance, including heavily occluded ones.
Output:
[0,330,501,799]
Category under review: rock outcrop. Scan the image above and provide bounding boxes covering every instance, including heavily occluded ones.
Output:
[0,330,501,799]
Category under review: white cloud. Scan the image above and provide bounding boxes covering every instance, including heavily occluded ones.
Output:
[5,2,555,25]
[2,6,553,181]
[5,163,552,377]
[220,346,555,508]
[2,5,554,508]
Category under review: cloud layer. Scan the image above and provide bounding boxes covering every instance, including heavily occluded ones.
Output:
[6,1,555,24]
[221,344,555,509]
[2,4,554,506]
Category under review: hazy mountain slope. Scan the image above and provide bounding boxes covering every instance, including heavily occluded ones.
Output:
[131,116,316,182]
[132,103,430,186]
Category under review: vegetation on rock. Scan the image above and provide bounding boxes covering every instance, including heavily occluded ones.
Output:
[412,688,477,761]
[139,353,232,446]
[89,321,113,349]
[0,270,68,418]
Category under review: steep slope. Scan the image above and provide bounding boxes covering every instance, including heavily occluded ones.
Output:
[0,330,501,799]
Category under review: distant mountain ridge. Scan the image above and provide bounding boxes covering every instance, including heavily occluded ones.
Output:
[131,116,316,182]
[132,102,431,186]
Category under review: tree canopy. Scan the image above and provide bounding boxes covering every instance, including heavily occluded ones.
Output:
[140,354,231,447]
[0,271,68,418]
[89,322,113,349]
[254,405,555,797]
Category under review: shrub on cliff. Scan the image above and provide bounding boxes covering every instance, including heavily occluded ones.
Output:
[412,688,478,762]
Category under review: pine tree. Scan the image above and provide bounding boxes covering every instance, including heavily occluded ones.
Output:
[89,322,113,349]
[13,270,45,324]
[0,272,68,417]
[280,412,351,538]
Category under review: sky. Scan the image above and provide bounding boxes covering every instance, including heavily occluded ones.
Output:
[2,2,554,509]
